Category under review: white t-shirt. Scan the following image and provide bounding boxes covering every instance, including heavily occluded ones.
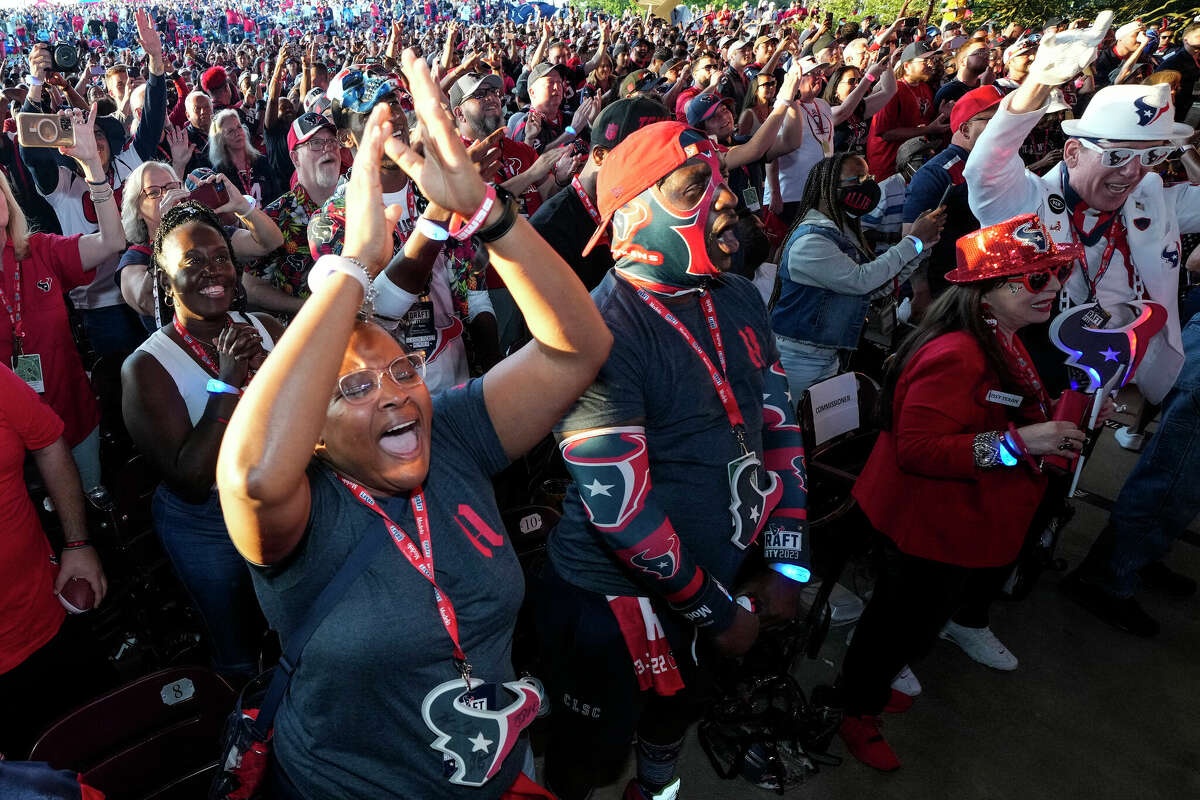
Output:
[765,98,833,206]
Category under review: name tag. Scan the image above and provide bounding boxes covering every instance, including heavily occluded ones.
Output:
[986,389,1023,408]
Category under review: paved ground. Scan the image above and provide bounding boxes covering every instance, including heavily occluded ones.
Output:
[572,399,1200,800]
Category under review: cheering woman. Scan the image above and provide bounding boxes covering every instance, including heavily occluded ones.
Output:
[215,51,611,799]
[836,215,1110,771]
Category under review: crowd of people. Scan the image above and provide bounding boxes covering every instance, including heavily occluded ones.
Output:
[1,0,1199,798]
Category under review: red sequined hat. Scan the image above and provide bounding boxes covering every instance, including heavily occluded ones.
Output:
[944,214,1083,284]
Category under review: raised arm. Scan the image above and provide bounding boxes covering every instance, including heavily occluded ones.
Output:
[131,9,167,162]
[60,106,126,266]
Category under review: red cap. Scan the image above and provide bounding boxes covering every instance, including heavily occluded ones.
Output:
[201,66,228,92]
[944,214,1082,284]
[949,85,1005,132]
[582,122,718,257]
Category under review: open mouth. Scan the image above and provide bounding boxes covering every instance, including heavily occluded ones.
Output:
[379,418,421,458]
[199,285,227,298]
[713,217,740,255]
[1031,298,1054,313]
[1104,181,1131,194]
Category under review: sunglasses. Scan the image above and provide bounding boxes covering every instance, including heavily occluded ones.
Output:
[1008,262,1074,293]
[336,353,426,405]
[1077,138,1176,168]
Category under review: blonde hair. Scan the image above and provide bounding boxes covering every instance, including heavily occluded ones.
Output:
[0,170,30,261]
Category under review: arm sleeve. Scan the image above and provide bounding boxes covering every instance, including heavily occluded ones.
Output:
[132,71,168,162]
[559,426,737,632]
[760,355,811,577]
[963,95,1048,227]
[785,228,920,295]
[892,343,987,480]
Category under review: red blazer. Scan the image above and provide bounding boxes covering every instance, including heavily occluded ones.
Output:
[853,332,1049,568]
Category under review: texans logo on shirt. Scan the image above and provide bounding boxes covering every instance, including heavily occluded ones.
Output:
[35,278,52,293]
[1012,221,1049,252]
[560,429,651,531]
[1163,243,1180,269]
[427,315,465,365]
[454,504,505,558]
[421,677,541,787]
[728,452,782,549]
[1049,301,1168,392]
[1133,95,1168,127]
[627,525,681,579]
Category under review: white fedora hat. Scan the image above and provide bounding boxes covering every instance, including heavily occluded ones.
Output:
[1061,83,1193,142]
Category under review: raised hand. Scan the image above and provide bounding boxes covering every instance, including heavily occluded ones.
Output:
[58,104,100,168]
[167,125,195,165]
[1027,10,1114,86]
[135,8,163,60]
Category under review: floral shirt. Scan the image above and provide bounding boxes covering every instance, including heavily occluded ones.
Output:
[250,182,322,297]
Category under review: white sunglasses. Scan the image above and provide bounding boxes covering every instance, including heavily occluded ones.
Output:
[1077,138,1176,168]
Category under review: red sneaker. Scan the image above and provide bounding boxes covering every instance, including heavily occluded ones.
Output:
[839,714,901,771]
[882,689,914,713]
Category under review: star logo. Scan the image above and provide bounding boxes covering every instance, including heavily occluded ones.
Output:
[584,478,614,497]
[750,505,761,522]
[1100,347,1120,362]
[1133,95,1168,127]
[469,731,494,753]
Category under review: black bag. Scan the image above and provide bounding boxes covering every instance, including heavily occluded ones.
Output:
[209,528,388,800]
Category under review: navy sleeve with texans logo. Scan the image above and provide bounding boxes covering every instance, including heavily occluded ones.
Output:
[551,273,783,610]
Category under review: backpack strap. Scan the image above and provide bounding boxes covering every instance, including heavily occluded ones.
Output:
[249,525,388,738]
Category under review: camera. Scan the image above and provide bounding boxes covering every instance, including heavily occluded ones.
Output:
[16,112,75,149]
[50,43,80,74]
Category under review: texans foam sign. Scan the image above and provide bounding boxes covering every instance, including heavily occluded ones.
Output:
[1049,301,1167,392]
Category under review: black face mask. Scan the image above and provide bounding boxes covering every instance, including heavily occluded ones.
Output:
[837,179,881,218]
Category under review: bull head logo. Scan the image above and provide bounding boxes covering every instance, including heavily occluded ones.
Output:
[1049,301,1167,392]
[421,677,541,787]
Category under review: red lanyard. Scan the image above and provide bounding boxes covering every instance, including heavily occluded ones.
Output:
[572,176,600,224]
[801,100,827,136]
[339,476,473,686]
[994,328,1051,419]
[627,281,748,446]
[0,256,23,351]
[1065,215,1128,301]
[172,315,259,385]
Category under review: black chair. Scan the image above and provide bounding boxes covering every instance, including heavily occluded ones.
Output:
[28,666,235,800]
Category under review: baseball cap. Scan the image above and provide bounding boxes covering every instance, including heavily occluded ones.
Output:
[729,38,752,53]
[582,122,716,257]
[201,66,228,92]
[1115,21,1143,40]
[659,57,684,76]
[1003,34,1040,64]
[949,85,1004,131]
[685,92,734,128]
[528,62,569,86]
[590,96,672,149]
[620,68,663,98]
[288,111,337,151]
[449,72,503,109]
[896,136,937,168]
[631,37,653,49]
[900,41,933,63]
[754,34,778,50]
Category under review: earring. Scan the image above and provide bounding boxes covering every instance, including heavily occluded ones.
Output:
[164,291,175,306]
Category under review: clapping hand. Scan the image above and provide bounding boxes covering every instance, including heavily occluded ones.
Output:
[1027,10,1113,86]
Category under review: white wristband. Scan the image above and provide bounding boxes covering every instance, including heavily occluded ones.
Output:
[416,215,449,241]
[772,98,790,111]
[241,194,258,211]
[905,234,924,256]
[307,254,372,296]
[26,74,43,87]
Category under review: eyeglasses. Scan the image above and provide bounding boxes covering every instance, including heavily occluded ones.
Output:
[1077,138,1176,168]
[469,87,503,102]
[1008,262,1074,293]
[142,181,181,200]
[759,80,777,88]
[300,137,339,152]
[336,353,427,404]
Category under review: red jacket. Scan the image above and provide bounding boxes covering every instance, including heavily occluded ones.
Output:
[853,332,1049,568]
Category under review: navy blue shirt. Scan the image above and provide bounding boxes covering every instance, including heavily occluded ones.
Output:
[904,143,977,297]
[551,273,780,599]
[249,380,527,799]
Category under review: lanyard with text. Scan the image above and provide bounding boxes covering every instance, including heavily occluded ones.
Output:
[571,176,600,225]
[0,258,23,357]
[173,315,258,385]
[630,283,749,453]
[339,476,473,688]
[1065,215,1126,302]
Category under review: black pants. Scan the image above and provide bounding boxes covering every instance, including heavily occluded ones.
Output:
[0,616,114,759]
[839,535,1011,716]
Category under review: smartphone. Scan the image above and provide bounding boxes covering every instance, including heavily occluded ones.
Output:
[937,182,953,209]
[16,112,75,148]
[188,180,228,210]
[878,44,891,59]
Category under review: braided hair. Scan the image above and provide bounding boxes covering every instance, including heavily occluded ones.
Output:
[149,202,236,328]
[786,153,874,261]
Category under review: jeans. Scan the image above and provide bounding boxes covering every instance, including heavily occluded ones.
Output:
[70,425,101,492]
[82,304,148,359]
[1082,315,1200,597]
[775,333,840,401]
[152,486,263,676]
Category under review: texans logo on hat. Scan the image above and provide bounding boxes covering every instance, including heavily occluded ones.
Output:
[1012,221,1049,252]
[1133,95,1168,127]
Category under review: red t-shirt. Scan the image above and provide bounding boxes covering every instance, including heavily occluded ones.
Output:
[866,81,935,179]
[0,235,100,447]
[675,86,702,124]
[0,365,66,674]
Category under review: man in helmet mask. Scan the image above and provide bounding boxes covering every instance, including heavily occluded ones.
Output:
[965,12,1200,637]
[536,121,811,800]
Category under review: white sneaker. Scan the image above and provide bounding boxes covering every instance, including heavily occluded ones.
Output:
[939,621,1018,671]
[1114,426,1145,451]
[800,581,865,626]
[890,664,922,696]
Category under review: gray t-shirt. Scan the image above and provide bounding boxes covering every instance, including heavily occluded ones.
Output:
[249,379,527,799]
